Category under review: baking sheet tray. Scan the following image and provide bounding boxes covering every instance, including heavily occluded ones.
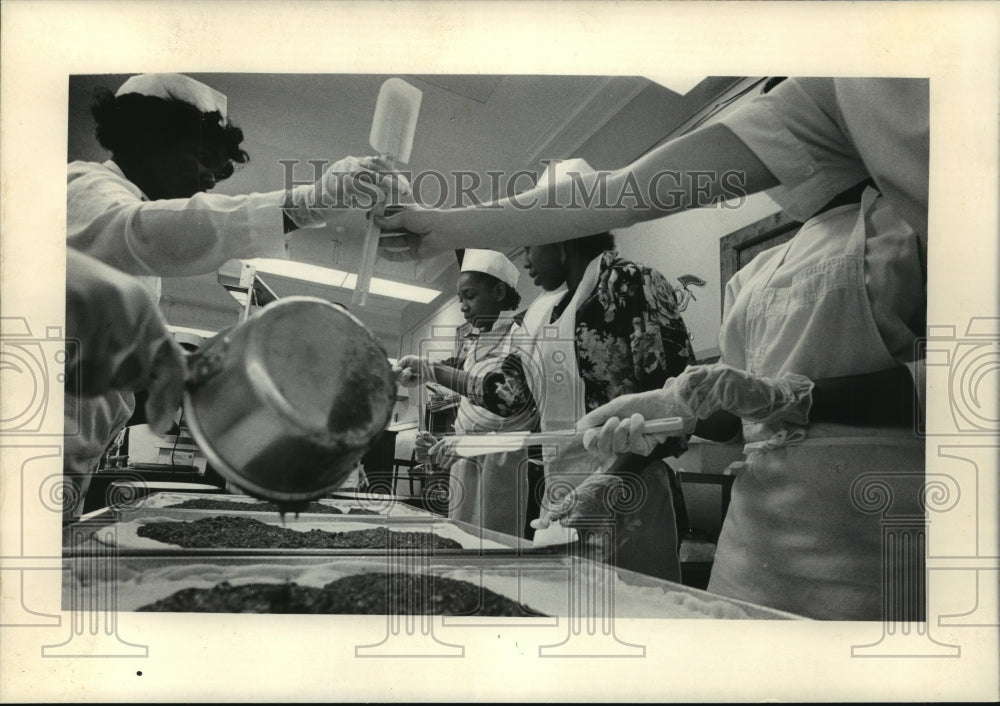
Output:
[65,515,517,555]
[63,511,570,557]
[61,554,803,619]
[103,515,513,551]
[131,491,435,518]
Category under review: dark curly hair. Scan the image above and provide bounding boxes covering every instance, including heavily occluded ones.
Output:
[91,88,249,181]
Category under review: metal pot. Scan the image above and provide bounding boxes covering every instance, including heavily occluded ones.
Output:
[182,297,395,508]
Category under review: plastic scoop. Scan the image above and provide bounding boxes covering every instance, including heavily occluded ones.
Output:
[352,78,423,306]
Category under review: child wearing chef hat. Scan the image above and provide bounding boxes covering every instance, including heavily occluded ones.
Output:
[456,248,522,330]
[393,249,537,536]
[394,248,523,389]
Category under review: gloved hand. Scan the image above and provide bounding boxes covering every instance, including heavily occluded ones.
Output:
[283,155,411,229]
[581,412,682,463]
[426,435,461,468]
[531,471,624,530]
[579,384,697,458]
[580,363,813,458]
[414,431,438,463]
[392,355,435,388]
[676,363,813,424]
[65,249,186,435]
[375,203,458,262]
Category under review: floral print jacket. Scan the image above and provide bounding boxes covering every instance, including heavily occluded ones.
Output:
[466,251,697,418]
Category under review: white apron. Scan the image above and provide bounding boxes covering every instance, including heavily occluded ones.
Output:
[709,188,925,620]
[448,319,538,536]
[521,256,681,581]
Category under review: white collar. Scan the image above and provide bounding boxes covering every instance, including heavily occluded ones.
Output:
[104,159,149,200]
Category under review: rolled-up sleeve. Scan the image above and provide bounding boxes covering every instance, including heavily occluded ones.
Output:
[719,78,870,222]
[67,162,287,277]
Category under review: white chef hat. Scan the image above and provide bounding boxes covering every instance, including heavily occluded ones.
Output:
[461,249,519,289]
[115,73,228,118]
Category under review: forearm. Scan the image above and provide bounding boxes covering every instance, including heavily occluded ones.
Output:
[74,191,289,277]
[809,365,918,427]
[429,124,779,250]
[431,364,470,397]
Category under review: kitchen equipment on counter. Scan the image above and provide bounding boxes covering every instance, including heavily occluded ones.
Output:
[182,297,395,510]
[352,77,423,306]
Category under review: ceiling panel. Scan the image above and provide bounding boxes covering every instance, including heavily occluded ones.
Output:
[406,75,504,104]
[67,73,742,345]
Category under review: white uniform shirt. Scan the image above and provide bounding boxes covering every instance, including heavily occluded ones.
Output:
[720,78,929,405]
[67,160,290,285]
[720,78,929,245]
[63,160,291,510]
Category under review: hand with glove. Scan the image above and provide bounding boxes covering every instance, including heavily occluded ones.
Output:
[65,249,187,435]
[392,355,436,388]
[373,202,454,262]
[580,363,814,458]
[413,431,461,469]
[426,436,462,469]
[531,471,626,531]
[414,431,438,463]
[283,155,411,229]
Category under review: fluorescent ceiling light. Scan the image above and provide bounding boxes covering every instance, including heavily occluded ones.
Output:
[245,258,441,304]
[644,75,708,95]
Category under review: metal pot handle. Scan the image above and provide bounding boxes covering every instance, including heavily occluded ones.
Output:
[185,334,231,387]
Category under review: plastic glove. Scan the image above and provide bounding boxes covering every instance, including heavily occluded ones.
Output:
[414,431,438,463]
[65,250,186,435]
[531,472,624,530]
[581,412,681,463]
[674,363,813,424]
[374,203,455,262]
[580,384,698,458]
[426,436,461,468]
[580,364,813,458]
[283,155,411,229]
[392,355,435,388]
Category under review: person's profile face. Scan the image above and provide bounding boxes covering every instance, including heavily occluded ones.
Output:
[144,136,229,199]
[523,244,565,291]
[456,271,504,326]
